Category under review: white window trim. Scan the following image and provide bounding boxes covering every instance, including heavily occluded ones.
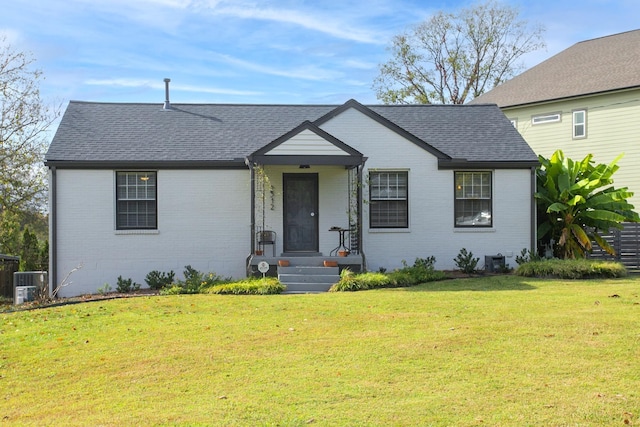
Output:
[114,170,158,230]
[532,112,561,125]
[572,109,587,139]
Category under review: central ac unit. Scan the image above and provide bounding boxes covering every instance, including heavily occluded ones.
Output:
[14,271,48,288]
[14,286,37,305]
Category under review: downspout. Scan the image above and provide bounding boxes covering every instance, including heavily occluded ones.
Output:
[49,166,57,297]
[250,162,256,254]
[531,166,537,255]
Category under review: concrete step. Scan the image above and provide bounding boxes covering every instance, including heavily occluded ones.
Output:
[282,282,334,293]
[278,274,338,284]
[277,265,340,293]
[278,266,338,275]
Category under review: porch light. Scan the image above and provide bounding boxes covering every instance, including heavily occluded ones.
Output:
[140,175,150,181]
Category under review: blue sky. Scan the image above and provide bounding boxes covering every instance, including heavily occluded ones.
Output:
[2,0,639,108]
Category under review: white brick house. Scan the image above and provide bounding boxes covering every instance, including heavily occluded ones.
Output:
[45,96,538,296]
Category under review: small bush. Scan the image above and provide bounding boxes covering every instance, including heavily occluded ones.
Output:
[331,257,446,292]
[160,265,233,295]
[387,268,446,287]
[159,285,185,295]
[515,248,542,265]
[412,256,436,270]
[330,270,391,292]
[205,277,284,295]
[97,283,112,295]
[515,259,627,279]
[116,276,140,293]
[454,248,479,274]
[145,270,175,290]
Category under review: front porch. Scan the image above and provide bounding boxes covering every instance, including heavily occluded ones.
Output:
[247,253,364,293]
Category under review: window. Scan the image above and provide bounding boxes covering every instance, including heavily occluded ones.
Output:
[369,171,408,228]
[116,171,157,229]
[455,171,492,227]
[532,112,561,125]
[573,109,586,138]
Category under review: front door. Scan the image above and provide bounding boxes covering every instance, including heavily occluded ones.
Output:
[283,173,318,252]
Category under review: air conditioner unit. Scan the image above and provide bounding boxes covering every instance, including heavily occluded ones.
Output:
[14,286,37,305]
[14,271,48,287]
[13,272,48,303]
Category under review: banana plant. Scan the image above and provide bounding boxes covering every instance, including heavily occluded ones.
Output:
[535,150,639,259]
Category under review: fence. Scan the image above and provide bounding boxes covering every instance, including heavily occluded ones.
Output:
[588,222,640,271]
[0,255,20,298]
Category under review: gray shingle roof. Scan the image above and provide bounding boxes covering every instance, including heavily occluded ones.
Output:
[470,29,640,107]
[45,100,536,166]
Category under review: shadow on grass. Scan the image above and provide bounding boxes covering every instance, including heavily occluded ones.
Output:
[404,275,538,292]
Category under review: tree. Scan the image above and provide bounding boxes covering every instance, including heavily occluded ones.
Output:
[1,36,58,260]
[1,35,58,217]
[535,150,639,259]
[373,0,545,104]
[19,227,40,271]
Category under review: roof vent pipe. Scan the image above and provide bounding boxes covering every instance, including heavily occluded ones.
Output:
[163,78,171,110]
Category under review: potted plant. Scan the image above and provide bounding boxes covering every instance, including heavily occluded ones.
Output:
[278,259,289,267]
[255,249,264,256]
[324,260,338,267]
[338,250,349,257]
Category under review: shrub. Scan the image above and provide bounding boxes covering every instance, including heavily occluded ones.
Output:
[159,285,185,296]
[116,276,140,293]
[412,256,436,270]
[515,248,542,265]
[454,248,479,274]
[181,265,204,294]
[330,270,391,292]
[161,265,232,295]
[97,283,112,295]
[145,270,175,290]
[387,268,446,287]
[515,259,627,279]
[205,277,284,295]
[331,258,446,292]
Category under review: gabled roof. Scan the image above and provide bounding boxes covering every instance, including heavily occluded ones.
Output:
[248,120,364,166]
[470,29,640,108]
[45,99,537,168]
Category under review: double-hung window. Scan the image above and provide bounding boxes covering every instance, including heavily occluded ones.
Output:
[454,171,492,227]
[573,109,586,138]
[116,171,157,230]
[369,171,408,228]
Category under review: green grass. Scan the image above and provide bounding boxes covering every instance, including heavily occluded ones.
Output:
[2,275,639,426]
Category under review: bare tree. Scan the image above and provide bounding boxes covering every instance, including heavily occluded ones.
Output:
[0,35,59,217]
[373,0,545,104]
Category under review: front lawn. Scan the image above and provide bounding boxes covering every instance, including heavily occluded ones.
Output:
[1,275,639,426]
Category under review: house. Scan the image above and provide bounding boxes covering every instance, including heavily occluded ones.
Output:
[470,29,640,207]
[45,90,538,296]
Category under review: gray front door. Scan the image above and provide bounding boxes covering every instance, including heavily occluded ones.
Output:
[283,173,318,252]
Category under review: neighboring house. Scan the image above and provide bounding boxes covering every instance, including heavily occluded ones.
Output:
[470,29,640,207]
[45,93,538,297]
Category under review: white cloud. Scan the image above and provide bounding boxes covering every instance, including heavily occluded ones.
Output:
[201,2,384,44]
[84,78,262,96]
[209,53,344,81]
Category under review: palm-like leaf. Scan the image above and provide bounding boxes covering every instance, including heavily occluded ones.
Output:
[536,150,638,258]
